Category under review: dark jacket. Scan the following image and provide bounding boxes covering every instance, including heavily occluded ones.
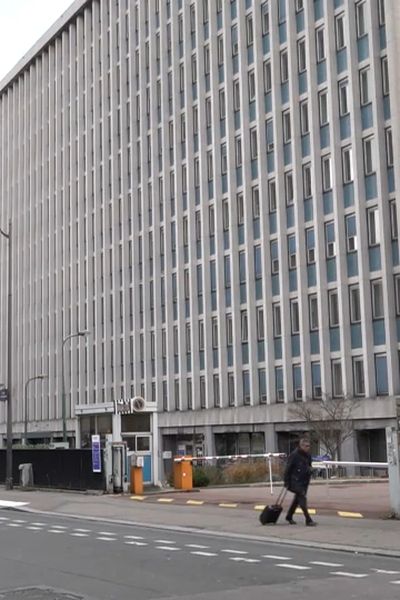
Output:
[284,448,313,493]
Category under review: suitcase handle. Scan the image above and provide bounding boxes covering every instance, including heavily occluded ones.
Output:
[276,486,288,506]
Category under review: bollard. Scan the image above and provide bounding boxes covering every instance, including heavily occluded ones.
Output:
[173,456,193,490]
[130,465,144,495]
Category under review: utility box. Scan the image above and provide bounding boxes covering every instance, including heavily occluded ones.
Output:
[19,463,34,487]
[173,457,193,490]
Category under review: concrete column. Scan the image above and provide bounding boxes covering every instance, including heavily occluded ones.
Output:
[262,423,276,453]
[112,413,121,442]
[75,418,81,448]
[152,411,161,486]
[386,427,400,516]
[203,426,215,457]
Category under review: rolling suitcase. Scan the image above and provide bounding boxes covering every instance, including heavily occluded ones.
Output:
[259,487,287,525]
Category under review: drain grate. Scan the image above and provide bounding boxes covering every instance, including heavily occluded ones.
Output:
[0,587,85,600]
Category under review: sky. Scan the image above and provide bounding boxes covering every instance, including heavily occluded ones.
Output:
[0,0,74,81]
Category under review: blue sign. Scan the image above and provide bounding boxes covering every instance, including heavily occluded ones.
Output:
[91,435,102,473]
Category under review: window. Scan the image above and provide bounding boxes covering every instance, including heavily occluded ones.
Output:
[268,179,276,212]
[291,300,300,334]
[213,376,220,408]
[338,79,349,116]
[257,306,265,340]
[300,100,309,135]
[207,151,213,180]
[349,285,361,323]
[222,198,230,231]
[248,70,256,101]
[285,171,294,205]
[280,50,289,83]
[363,137,375,175]
[356,1,366,38]
[263,60,272,93]
[231,25,239,56]
[297,38,306,73]
[212,317,218,348]
[237,193,244,225]
[219,89,226,119]
[309,295,319,330]
[273,304,282,337]
[316,27,325,62]
[235,136,242,167]
[335,13,345,50]
[282,111,291,143]
[386,128,393,167]
[395,275,400,315]
[243,371,250,405]
[261,2,270,35]
[346,215,357,252]
[381,57,389,96]
[371,279,384,318]
[252,187,260,218]
[390,201,398,240]
[322,155,332,191]
[246,15,254,46]
[250,128,258,159]
[241,310,248,342]
[217,35,224,65]
[353,358,365,396]
[304,163,313,199]
[319,90,328,125]
[228,372,235,406]
[342,146,353,183]
[226,313,233,346]
[233,79,240,110]
[191,55,197,84]
[200,376,206,408]
[204,45,210,74]
[332,360,343,397]
[359,67,371,105]
[378,0,386,25]
[221,143,227,174]
[368,207,380,246]
[258,369,267,404]
[329,290,339,326]
[296,0,304,11]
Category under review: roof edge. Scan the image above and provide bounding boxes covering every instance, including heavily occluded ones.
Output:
[0,0,90,93]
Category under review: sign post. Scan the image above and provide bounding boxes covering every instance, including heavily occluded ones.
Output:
[91,434,102,473]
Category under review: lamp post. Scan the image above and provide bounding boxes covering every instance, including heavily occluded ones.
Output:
[0,220,12,489]
[24,374,47,445]
[62,330,90,443]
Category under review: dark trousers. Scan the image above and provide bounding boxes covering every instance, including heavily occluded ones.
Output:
[286,488,312,522]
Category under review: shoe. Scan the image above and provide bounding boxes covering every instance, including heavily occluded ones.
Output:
[286,517,297,525]
[306,520,317,527]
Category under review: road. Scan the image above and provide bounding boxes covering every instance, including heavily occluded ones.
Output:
[0,509,399,600]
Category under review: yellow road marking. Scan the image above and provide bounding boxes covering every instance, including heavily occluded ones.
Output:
[157,498,174,503]
[254,505,265,511]
[219,503,238,509]
[186,500,205,506]
[338,511,363,518]
[295,508,316,515]
[130,496,146,501]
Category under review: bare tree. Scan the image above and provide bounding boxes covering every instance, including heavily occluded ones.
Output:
[289,395,359,460]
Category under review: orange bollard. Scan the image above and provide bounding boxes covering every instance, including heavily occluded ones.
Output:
[173,456,193,490]
[130,465,144,495]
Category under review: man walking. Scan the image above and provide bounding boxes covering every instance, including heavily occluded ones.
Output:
[284,437,317,526]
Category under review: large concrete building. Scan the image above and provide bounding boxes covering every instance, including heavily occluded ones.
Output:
[0,0,399,483]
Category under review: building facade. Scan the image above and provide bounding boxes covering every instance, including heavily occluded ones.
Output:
[0,0,399,483]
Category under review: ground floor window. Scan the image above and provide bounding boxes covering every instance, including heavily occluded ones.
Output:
[215,432,265,456]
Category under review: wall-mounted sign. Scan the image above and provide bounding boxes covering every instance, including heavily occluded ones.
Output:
[114,397,145,415]
[0,388,8,402]
[91,434,102,473]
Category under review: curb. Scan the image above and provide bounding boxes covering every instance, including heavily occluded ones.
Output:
[11,505,400,560]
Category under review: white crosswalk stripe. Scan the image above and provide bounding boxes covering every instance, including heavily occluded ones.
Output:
[331,572,369,578]
[277,564,311,571]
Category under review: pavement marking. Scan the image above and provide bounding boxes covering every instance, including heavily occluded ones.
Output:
[157,498,174,503]
[125,541,148,546]
[12,519,27,523]
[295,508,316,515]
[230,557,261,564]
[98,531,116,536]
[155,539,176,544]
[263,555,292,561]
[331,572,369,578]
[186,500,205,506]
[0,500,28,508]
[124,535,145,540]
[31,522,46,526]
[310,561,344,568]
[221,549,248,555]
[0,517,9,520]
[51,525,67,529]
[254,505,265,511]
[97,536,117,541]
[130,496,146,501]
[390,581,400,585]
[218,503,238,509]
[191,551,218,557]
[277,564,311,571]
[48,529,65,534]
[7,523,22,527]
[185,544,210,549]
[74,528,91,533]
[372,569,400,575]
[337,511,363,519]
[156,546,180,551]
[26,526,42,531]
[70,532,88,537]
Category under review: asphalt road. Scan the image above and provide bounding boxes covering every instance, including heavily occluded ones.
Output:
[0,509,399,600]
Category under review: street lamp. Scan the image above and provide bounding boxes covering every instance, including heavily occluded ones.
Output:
[24,374,47,445]
[0,220,12,489]
[62,330,90,443]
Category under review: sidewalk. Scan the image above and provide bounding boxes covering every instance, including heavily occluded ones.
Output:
[0,486,399,558]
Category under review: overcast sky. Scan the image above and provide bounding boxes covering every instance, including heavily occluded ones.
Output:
[0,0,74,81]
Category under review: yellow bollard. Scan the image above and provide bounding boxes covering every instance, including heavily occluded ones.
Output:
[173,456,193,490]
[130,465,144,495]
